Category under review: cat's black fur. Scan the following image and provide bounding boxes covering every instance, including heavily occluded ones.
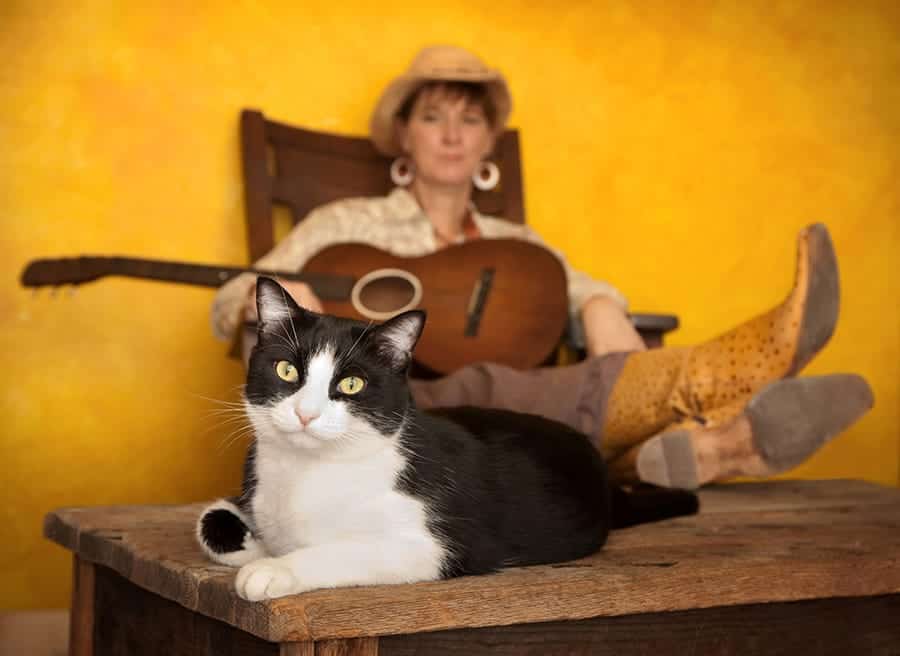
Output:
[403,405,614,576]
[199,277,697,588]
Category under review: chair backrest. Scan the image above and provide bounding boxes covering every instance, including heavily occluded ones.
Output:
[240,108,526,262]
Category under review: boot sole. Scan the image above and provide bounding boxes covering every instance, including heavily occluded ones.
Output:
[748,374,874,470]
[789,223,840,375]
[636,374,874,489]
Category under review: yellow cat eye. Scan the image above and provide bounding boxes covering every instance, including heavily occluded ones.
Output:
[275,360,299,382]
[337,376,366,395]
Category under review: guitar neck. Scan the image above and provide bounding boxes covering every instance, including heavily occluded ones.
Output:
[108,257,354,299]
[108,257,276,287]
[21,256,355,300]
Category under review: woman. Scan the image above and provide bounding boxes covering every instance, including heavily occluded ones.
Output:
[211,45,873,489]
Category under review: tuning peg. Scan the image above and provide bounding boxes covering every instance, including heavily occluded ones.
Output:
[50,286,59,298]
[66,286,77,298]
[31,288,40,299]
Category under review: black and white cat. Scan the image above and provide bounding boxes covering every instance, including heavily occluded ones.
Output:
[197,277,696,601]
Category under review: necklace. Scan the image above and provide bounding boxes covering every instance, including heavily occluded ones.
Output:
[432,210,480,247]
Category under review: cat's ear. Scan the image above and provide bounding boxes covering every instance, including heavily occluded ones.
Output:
[255,276,310,332]
[372,310,426,371]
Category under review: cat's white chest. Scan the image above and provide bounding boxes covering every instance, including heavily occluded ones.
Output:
[252,440,431,557]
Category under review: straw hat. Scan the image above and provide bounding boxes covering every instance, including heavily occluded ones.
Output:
[369,45,512,156]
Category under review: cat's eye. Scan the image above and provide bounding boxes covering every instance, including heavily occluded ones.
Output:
[337,376,366,395]
[275,360,299,382]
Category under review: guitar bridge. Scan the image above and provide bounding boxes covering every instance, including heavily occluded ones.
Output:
[464,268,495,337]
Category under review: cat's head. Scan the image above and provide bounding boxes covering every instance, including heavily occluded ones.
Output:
[244,277,425,453]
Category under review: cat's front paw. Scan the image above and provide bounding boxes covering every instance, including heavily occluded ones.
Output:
[236,558,298,601]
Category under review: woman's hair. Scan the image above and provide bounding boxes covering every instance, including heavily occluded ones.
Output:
[396,81,498,128]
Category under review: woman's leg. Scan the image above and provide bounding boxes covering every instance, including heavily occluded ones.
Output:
[606,375,873,489]
[410,353,629,440]
[414,224,870,489]
[600,393,750,461]
[412,218,837,437]
[601,223,840,462]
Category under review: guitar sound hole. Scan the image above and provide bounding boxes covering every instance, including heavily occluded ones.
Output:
[358,276,416,314]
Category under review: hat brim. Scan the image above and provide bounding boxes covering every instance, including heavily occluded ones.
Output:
[369,72,512,157]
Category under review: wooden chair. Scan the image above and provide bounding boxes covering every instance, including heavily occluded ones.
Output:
[238,108,678,354]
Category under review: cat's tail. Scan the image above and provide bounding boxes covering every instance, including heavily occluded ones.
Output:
[196,498,267,567]
[610,485,699,529]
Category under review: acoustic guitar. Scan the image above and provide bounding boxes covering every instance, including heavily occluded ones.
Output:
[20,239,569,373]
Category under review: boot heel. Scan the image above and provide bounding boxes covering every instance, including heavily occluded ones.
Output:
[635,432,700,490]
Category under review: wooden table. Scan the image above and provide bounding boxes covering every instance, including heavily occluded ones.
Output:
[45,480,900,656]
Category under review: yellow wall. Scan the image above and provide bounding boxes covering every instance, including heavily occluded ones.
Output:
[2,1,898,610]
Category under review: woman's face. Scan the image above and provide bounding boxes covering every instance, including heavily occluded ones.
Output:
[399,88,495,189]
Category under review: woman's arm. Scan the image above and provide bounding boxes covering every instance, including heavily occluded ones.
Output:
[581,294,646,356]
[495,222,638,356]
[210,207,343,340]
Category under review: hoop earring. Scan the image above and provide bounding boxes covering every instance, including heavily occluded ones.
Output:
[390,157,414,187]
[473,161,500,191]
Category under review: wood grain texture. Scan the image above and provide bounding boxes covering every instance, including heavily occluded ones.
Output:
[93,564,283,656]
[43,480,900,643]
[378,594,900,656]
[69,555,94,656]
[241,109,275,263]
[315,637,379,656]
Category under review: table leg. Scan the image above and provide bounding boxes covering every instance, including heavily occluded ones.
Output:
[314,637,379,655]
[69,556,95,656]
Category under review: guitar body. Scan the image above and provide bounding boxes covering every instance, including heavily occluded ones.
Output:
[304,240,569,373]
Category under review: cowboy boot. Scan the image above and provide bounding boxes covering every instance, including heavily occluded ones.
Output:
[606,374,874,489]
[601,223,839,463]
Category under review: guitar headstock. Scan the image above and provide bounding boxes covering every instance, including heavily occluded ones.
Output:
[20,257,111,289]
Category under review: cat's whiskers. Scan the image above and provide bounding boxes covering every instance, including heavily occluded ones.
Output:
[189,392,249,411]
[390,408,417,428]
[391,422,462,497]
[218,434,254,455]
[197,403,254,439]
[338,320,375,367]
[191,392,251,427]
[258,334,302,355]
[396,442,450,472]
[184,386,256,451]
[217,424,256,453]
[203,414,252,431]
[206,416,254,436]
[199,402,251,416]
[201,405,250,418]
[216,435,253,456]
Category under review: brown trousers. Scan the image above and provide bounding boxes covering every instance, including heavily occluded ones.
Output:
[409,353,629,447]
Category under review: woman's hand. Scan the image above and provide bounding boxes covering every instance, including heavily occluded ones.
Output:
[581,295,646,357]
[243,281,325,322]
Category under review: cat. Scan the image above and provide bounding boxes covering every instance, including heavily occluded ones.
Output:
[197,276,697,601]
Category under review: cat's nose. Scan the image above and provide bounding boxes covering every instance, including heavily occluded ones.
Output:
[295,409,319,427]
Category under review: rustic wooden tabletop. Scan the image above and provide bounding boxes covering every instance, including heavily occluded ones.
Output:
[44,479,900,646]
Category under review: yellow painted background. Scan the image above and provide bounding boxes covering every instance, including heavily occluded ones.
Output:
[2,2,898,610]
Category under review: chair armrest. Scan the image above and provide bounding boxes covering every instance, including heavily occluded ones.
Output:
[566,312,680,351]
[630,313,679,348]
